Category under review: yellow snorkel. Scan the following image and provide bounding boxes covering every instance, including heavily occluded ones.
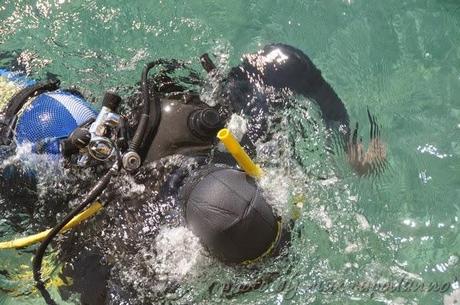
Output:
[217,129,288,264]
[218,128,302,222]
[217,128,263,178]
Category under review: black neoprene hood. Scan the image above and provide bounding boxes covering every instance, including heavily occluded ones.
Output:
[181,166,279,263]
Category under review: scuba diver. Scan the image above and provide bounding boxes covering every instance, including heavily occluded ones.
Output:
[0,44,386,304]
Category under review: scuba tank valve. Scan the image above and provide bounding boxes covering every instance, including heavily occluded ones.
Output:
[89,92,122,136]
[86,92,121,161]
[64,92,124,165]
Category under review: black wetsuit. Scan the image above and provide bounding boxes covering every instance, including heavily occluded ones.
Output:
[1,44,351,305]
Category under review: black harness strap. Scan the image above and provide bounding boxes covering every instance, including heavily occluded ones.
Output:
[0,79,60,145]
[2,79,60,118]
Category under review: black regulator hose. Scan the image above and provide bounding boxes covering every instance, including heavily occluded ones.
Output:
[32,160,120,285]
[129,60,164,153]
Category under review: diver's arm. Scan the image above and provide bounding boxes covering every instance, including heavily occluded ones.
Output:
[232,44,386,175]
[307,76,350,129]
[240,43,350,129]
[346,110,387,176]
[311,90,387,176]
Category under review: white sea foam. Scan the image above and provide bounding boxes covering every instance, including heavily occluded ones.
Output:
[152,226,205,281]
[444,288,460,305]
[1,142,65,188]
[227,113,248,141]
[417,144,452,159]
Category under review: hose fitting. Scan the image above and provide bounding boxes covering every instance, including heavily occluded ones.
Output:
[122,151,141,171]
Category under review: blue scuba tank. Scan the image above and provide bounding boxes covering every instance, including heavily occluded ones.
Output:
[14,91,97,155]
[0,68,97,156]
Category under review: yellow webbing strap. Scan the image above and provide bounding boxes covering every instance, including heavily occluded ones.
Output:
[9,255,73,295]
[0,202,103,250]
[217,128,263,178]
[0,75,21,111]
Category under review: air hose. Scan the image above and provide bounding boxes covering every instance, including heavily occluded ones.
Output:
[32,160,120,285]
[129,60,164,153]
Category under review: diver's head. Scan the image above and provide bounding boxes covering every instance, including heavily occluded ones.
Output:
[13,91,97,155]
[181,166,282,264]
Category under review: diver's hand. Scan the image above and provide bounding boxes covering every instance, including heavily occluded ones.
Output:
[346,109,387,176]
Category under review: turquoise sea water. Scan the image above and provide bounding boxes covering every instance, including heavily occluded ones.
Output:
[1,0,459,304]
